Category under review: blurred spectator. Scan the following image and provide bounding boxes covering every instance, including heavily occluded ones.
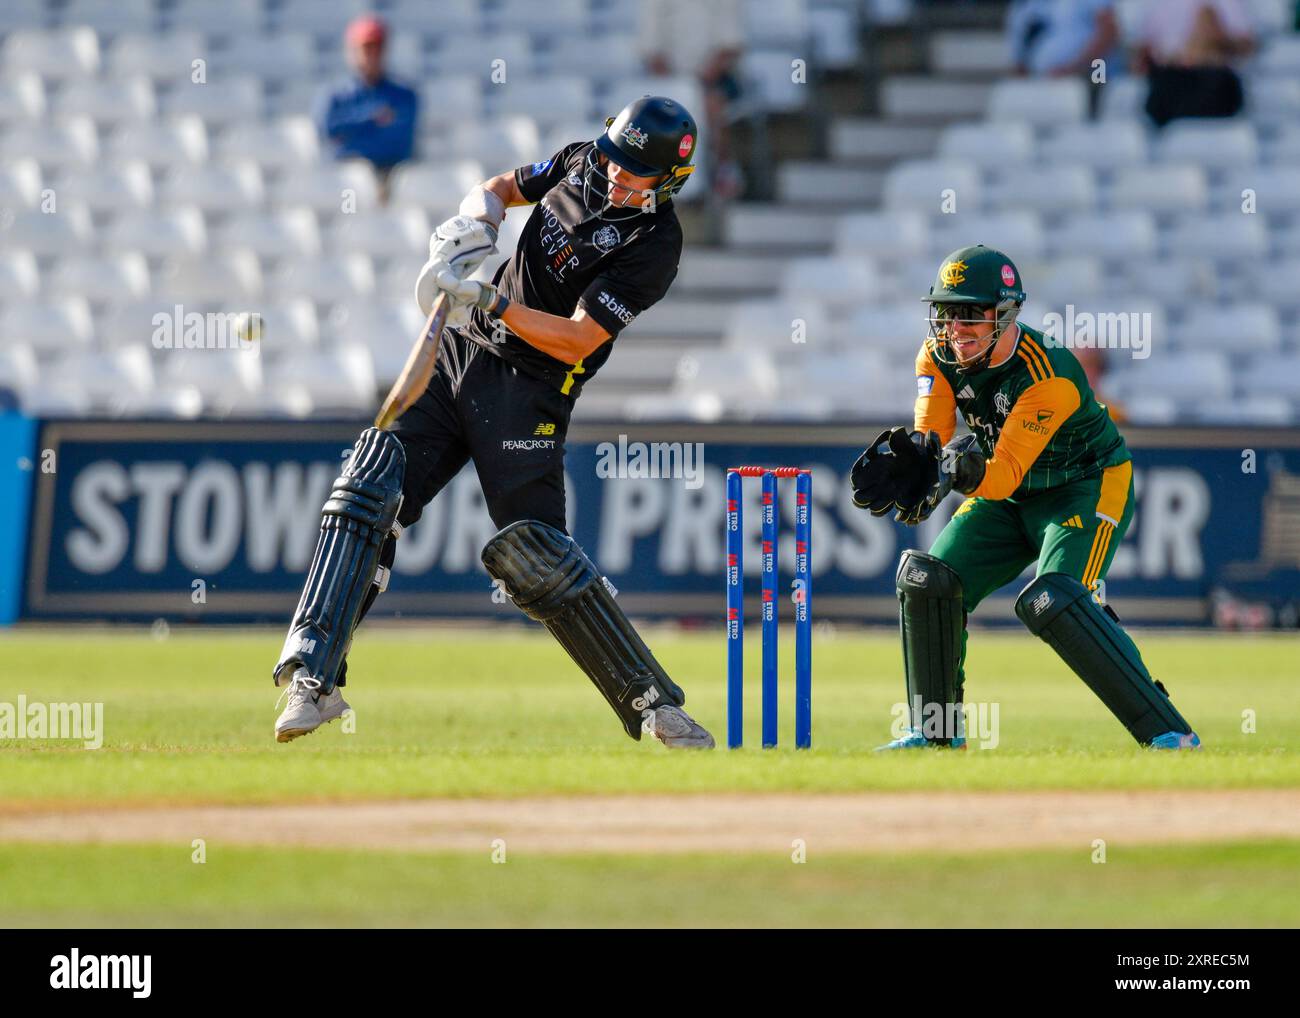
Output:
[1075,347,1127,424]
[637,0,745,201]
[316,14,418,204]
[1007,0,1122,79]
[1134,1,1255,127]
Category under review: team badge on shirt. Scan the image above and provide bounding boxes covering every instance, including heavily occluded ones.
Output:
[916,375,934,396]
[593,224,621,252]
[995,391,1011,416]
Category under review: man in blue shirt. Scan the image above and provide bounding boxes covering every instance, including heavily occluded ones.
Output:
[316,14,418,203]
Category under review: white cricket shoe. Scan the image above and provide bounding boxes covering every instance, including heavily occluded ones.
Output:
[274,668,351,743]
[643,704,716,749]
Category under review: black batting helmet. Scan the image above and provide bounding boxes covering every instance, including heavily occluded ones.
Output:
[583,95,697,220]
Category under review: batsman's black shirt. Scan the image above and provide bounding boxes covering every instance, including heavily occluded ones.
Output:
[458,140,683,398]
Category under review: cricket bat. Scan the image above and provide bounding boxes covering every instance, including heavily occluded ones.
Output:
[373,292,449,431]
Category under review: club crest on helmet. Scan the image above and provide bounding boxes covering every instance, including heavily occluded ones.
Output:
[940,260,968,287]
[622,125,649,148]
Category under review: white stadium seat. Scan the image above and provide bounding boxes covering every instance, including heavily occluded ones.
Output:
[384,0,479,33]
[270,162,380,215]
[60,0,156,34]
[219,117,320,170]
[389,161,487,215]
[109,117,209,167]
[105,208,207,259]
[1165,215,1268,260]
[0,252,41,299]
[5,206,93,257]
[215,209,323,260]
[0,74,46,122]
[0,345,39,396]
[106,32,206,82]
[1043,121,1147,170]
[445,118,542,171]
[882,160,981,213]
[1246,78,1300,121]
[1098,79,1145,120]
[160,162,264,212]
[0,0,47,32]
[744,0,809,45]
[1109,165,1208,214]
[836,210,930,260]
[329,207,430,257]
[168,0,263,35]
[987,79,1087,125]
[1236,355,1300,400]
[264,347,376,414]
[1154,122,1259,170]
[161,343,263,414]
[1052,212,1157,259]
[782,256,883,315]
[273,0,369,36]
[245,300,322,356]
[166,75,263,125]
[785,352,904,414]
[45,347,155,413]
[0,298,95,357]
[1020,256,1105,303]
[276,255,376,302]
[938,122,1034,167]
[1,28,100,78]
[1195,396,1293,427]
[53,76,156,124]
[100,300,176,350]
[929,211,1047,259]
[0,159,42,209]
[65,159,158,213]
[984,166,1096,215]
[156,251,263,304]
[491,77,594,125]
[493,0,588,37]
[417,78,483,130]
[430,33,533,77]
[545,34,640,81]
[6,117,98,169]
[1256,34,1300,73]
[740,50,810,113]
[1109,352,1232,402]
[331,302,426,382]
[674,348,779,403]
[723,299,831,352]
[1176,304,1281,353]
[840,303,933,360]
[46,253,152,303]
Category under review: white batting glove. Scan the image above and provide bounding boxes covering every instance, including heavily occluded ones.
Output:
[415,216,498,317]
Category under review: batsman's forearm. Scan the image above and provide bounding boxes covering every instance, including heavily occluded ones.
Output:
[499,303,609,364]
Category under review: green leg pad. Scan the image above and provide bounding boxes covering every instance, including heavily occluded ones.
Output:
[1015,573,1192,745]
[896,550,964,744]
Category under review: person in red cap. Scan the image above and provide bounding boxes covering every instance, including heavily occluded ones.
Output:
[316,13,418,202]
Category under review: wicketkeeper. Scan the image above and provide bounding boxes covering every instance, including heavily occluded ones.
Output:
[851,245,1201,750]
[272,96,715,750]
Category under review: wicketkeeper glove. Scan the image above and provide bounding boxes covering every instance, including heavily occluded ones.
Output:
[894,432,987,526]
[849,427,937,516]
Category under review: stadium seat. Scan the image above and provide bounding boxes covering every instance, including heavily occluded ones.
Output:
[219,117,320,170]
[60,160,153,213]
[105,207,207,258]
[674,348,779,403]
[929,211,1047,259]
[545,34,640,81]
[60,0,157,33]
[836,210,929,260]
[160,162,264,212]
[215,209,322,260]
[1154,122,1259,170]
[1,27,100,78]
[276,254,376,302]
[809,4,862,70]
[244,300,321,356]
[1255,258,1300,308]
[273,0,369,37]
[493,0,589,37]
[165,75,263,124]
[723,299,831,352]
[7,117,98,169]
[987,79,1087,125]
[1195,395,1293,426]
[99,299,177,350]
[1256,34,1300,74]
[168,0,263,36]
[491,77,594,125]
[19,380,94,417]
[270,162,379,214]
[1109,165,1209,214]
[1247,78,1300,122]
[1176,304,1281,353]
[0,0,47,32]
[938,122,1034,167]
[430,33,533,77]
[1236,355,1300,400]
[55,76,156,125]
[46,253,151,303]
[0,345,39,396]
[109,117,209,167]
[838,303,928,361]
[0,298,95,357]
[106,31,206,82]
[1043,121,1148,170]
[603,76,704,125]
[445,118,543,171]
[383,33,426,81]
[329,207,430,257]
[1098,78,1145,120]
[417,78,483,129]
[0,73,46,122]
[160,342,263,413]
[1118,256,1216,303]
[1109,351,1232,402]
[929,30,1009,74]
[881,77,992,120]
[156,251,263,303]
[1115,392,1178,425]
[1213,166,1300,215]
[882,160,981,212]
[0,159,42,209]
[264,346,376,414]
[6,205,93,257]
[621,392,725,423]
[384,0,479,33]
[45,347,155,412]
[1165,215,1268,261]
[331,302,426,382]
[1052,212,1157,258]
[740,50,810,113]
[1021,256,1105,303]
[208,33,314,82]
[389,160,486,215]
[782,256,883,315]
[0,252,40,299]
[984,166,1096,215]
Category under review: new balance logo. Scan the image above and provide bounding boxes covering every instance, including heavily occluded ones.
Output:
[1031,591,1053,615]
[533,422,556,436]
[1061,515,1083,528]
[906,567,929,584]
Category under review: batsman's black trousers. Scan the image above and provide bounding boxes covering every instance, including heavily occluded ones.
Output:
[391,327,574,535]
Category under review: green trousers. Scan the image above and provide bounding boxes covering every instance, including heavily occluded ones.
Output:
[928,461,1135,693]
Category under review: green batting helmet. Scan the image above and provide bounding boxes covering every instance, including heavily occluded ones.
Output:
[923,245,1027,373]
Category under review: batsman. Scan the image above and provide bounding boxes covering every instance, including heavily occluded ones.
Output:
[851,245,1201,750]
[270,96,715,750]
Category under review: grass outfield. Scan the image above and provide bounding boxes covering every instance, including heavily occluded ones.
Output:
[0,628,1296,803]
[2,841,1298,928]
